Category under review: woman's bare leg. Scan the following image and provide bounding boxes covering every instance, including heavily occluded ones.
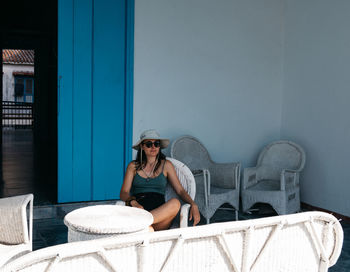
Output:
[151,198,181,231]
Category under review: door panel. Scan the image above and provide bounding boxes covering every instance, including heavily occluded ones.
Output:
[72,0,93,201]
[92,0,126,200]
[58,0,133,203]
[58,0,74,202]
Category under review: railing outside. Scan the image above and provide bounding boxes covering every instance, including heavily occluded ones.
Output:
[2,101,33,128]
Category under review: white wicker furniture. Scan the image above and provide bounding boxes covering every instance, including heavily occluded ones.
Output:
[242,140,306,215]
[171,135,241,224]
[0,194,33,267]
[3,211,343,272]
[64,205,153,242]
[116,157,196,228]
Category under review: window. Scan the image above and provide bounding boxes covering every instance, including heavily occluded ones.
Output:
[14,76,34,103]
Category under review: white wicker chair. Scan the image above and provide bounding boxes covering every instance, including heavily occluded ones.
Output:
[0,194,33,267]
[116,158,196,228]
[242,140,306,215]
[171,135,241,224]
[3,211,343,272]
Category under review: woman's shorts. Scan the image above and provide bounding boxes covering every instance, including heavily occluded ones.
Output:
[134,192,165,211]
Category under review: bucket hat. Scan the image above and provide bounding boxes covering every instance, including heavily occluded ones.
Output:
[132,129,170,150]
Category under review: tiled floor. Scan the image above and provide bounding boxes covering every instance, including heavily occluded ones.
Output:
[32,202,349,271]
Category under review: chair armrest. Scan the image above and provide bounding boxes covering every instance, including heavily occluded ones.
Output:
[191,169,210,207]
[280,169,300,190]
[208,162,241,189]
[115,200,126,206]
[179,204,191,228]
[0,194,33,246]
[242,167,260,190]
[192,168,210,203]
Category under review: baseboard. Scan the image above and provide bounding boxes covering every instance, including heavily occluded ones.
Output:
[301,202,350,223]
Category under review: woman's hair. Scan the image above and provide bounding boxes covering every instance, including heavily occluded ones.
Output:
[134,146,166,173]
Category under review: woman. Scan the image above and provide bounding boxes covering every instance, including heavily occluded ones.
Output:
[120,129,200,230]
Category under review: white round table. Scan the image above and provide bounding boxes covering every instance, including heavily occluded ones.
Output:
[64,205,154,242]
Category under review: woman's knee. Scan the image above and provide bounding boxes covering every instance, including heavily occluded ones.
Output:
[168,198,181,212]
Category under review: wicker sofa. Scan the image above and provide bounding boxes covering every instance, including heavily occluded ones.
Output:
[2,211,343,272]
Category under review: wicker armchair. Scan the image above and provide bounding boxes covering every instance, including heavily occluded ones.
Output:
[171,135,241,224]
[3,212,343,272]
[242,140,306,215]
[116,158,196,228]
[0,194,33,267]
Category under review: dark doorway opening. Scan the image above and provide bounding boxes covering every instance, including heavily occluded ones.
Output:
[0,1,58,205]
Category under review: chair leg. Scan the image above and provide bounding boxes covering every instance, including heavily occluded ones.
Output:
[235,210,238,221]
[206,217,210,224]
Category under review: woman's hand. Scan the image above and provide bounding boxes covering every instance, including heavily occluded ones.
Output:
[130,200,144,209]
[189,203,201,226]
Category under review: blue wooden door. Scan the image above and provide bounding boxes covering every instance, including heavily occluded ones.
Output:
[58,0,133,202]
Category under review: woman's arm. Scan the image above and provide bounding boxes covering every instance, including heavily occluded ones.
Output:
[165,160,201,226]
[120,162,143,209]
[120,162,135,201]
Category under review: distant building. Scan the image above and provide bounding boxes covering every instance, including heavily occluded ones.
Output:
[2,49,34,103]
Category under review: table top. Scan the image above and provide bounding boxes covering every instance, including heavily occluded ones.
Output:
[64,205,154,234]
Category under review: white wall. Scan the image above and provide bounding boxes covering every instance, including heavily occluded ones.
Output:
[133,0,350,216]
[133,0,284,166]
[2,64,34,101]
[281,0,350,216]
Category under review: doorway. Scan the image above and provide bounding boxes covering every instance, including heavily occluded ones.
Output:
[0,1,58,205]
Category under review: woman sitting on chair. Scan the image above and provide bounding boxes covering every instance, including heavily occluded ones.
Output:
[120,129,200,231]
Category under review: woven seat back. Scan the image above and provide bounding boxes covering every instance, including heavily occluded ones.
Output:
[171,136,211,171]
[257,141,306,180]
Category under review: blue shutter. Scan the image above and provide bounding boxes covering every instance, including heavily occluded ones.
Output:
[58,0,133,203]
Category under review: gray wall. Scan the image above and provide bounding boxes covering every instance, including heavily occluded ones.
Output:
[134,0,350,216]
[133,0,284,166]
[281,0,350,216]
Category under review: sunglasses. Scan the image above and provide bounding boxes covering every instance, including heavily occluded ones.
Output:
[143,140,161,148]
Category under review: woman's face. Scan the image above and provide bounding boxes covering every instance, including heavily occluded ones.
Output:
[142,139,160,157]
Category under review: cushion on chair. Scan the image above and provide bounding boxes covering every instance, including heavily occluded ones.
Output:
[248,179,280,191]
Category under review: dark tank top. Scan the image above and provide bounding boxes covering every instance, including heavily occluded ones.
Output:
[130,161,167,195]
[130,162,167,211]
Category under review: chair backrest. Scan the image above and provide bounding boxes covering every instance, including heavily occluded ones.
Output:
[257,141,306,179]
[0,194,33,246]
[165,158,196,202]
[3,212,343,272]
[170,135,211,170]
